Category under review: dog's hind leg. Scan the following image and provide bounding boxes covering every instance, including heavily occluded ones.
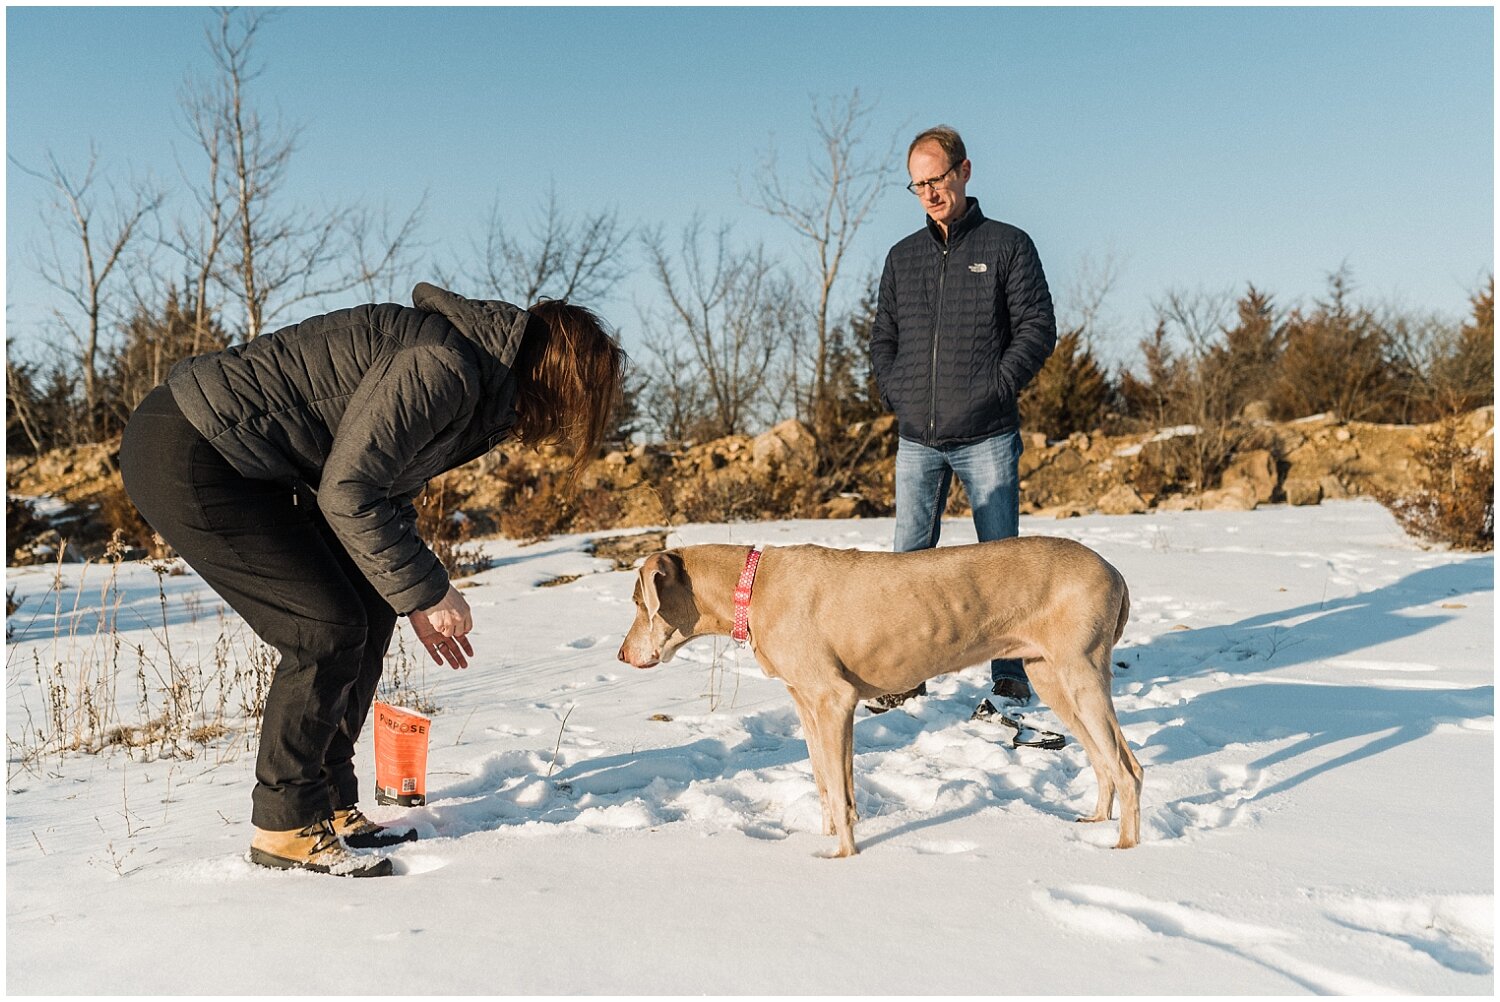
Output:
[786,685,834,836]
[1024,657,1116,825]
[1071,659,1143,849]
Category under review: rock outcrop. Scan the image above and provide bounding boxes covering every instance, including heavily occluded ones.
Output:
[7,408,1492,563]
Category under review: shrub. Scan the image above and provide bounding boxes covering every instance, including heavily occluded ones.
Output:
[675,473,787,524]
[492,468,567,541]
[7,495,46,555]
[1381,417,1493,551]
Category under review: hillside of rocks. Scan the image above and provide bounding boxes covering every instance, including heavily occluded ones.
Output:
[8,406,1492,565]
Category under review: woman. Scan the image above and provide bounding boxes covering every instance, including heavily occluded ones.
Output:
[120,283,624,877]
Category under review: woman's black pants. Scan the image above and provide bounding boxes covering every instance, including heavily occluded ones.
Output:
[119,385,397,830]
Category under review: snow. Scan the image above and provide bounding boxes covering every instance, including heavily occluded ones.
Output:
[5,499,1494,994]
[1111,424,1202,456]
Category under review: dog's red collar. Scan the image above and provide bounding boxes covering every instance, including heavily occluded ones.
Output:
[731,547,762,645]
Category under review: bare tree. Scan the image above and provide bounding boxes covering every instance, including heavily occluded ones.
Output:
[347,194,431,303]
[6,343,47,454]
[11,148,163,437]
[467,188,630,305]
[1385,277,1492,421]
[170,62,234,355]
[193,8,422,338]
[748,90,899,430]
[1059,251,1122,346]
[638,218,796,439]
[635,336,711,443]
[1149,287,1252,490]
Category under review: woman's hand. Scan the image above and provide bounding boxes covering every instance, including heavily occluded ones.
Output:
[410,585,475,669]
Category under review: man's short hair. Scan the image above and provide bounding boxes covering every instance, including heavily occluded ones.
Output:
[908,126,967,166]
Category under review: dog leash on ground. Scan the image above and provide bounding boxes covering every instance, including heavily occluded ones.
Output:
[972,698,1067,749]
[999,711,1066,750]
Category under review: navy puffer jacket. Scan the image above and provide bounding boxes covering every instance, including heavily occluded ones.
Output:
[167,283,533,613]
[869,199,1056,446]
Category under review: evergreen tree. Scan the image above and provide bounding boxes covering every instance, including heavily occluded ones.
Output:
[1271,269,1396,421]
[820,282,884,433]
[1118,320,1182,428]
[1203,285,1282,416]
[1020,327,1114,439]
[1453,276,1494,410]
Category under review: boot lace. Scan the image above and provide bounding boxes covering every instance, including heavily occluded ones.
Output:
[296,819,342,857]
[339,808,378,834]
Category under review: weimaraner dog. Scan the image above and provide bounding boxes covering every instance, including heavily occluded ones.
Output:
[617,538,1143,857]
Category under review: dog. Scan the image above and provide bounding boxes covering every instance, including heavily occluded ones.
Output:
[617,537,1142,856]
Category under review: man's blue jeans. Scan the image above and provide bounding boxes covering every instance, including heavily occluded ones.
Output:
[894,429,1027,685]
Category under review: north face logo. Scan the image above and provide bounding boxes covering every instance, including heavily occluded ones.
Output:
[969,263,988,273]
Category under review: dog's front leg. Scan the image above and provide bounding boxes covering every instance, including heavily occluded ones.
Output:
[808,681,860,857]
[786,685,834,836]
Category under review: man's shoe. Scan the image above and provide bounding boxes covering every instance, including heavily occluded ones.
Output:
[333,807,418,849]
[991,677,1032,706]
[249,819,394,877]
[865,681,927,714]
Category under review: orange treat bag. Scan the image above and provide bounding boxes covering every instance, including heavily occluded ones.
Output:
[373,701,430,806]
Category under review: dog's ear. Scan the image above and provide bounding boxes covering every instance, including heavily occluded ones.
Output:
[639,550,682,620]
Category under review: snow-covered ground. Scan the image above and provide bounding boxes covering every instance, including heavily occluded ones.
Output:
[5,499,1493,994]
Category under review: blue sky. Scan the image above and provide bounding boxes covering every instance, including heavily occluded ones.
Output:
[6,6,1494,366]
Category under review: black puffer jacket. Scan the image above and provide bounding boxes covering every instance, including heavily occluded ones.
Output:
[167,283,533,614]
[869,199,1056,446]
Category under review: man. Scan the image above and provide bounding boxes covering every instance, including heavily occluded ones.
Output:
[868,125,1057,717]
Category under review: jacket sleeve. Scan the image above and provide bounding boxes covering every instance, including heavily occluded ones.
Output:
[996,231,1057,402]
[318,345,475,615]
[868,252,900,411]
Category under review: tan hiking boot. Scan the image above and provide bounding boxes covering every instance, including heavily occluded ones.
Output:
[249,819,394,877]
[332,807,418,849]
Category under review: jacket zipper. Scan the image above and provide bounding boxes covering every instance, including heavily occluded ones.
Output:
[928,244,950,443]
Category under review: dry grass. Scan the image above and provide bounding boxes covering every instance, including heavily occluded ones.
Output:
[415,476,494,578]
[6,530,440,782]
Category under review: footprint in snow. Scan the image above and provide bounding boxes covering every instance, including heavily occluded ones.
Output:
[391,854,448,876]
[1037,885,1397,994]
[1153,762,1268,838]
[1209,762,1266,798]
[1320,894,1494,976]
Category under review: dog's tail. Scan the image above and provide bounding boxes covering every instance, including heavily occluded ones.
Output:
[1113,573,1131,648]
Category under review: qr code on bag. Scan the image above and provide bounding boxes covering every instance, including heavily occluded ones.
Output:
[402,778,416,794]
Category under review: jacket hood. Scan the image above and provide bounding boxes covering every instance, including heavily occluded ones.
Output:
[411,282,535,457]
[411,282,532,371]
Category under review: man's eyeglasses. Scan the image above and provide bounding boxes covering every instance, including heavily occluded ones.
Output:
[906,161,961,196]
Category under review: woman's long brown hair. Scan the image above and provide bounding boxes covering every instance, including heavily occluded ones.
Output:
[511,299,626,486]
